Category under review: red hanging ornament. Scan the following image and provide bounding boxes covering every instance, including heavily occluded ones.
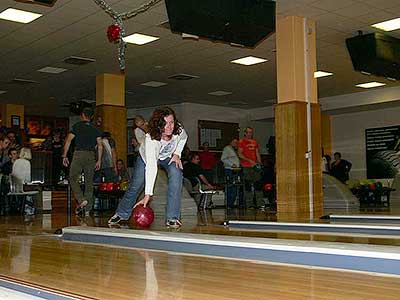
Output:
[107,24,121,43]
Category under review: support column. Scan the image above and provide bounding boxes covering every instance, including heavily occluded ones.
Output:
[321,113,332,157]
[96,73,127,161]
[275,16,323,220]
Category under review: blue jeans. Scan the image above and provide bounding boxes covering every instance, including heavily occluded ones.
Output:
[225,168,244,208]
[115,156,182,221]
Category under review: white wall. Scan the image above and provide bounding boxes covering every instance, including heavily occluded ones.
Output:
[331,106,400,180]
[249,120,274,154]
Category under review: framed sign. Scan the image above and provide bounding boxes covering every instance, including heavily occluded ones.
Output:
[11,115,20,128]
[198,120,239,151]
[365,125,400,179]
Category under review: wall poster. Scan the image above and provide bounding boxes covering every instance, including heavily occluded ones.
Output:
[365,125,400,179]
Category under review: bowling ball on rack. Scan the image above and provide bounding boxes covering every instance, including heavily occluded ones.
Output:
[264,183,273,191]
[106,182,115,192]
[120,181,129,191]
[132,205,154,228]
[99,183,107,191]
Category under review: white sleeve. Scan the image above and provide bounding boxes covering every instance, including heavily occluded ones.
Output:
[173,128,188,158]
[135,128,146,144]
[221,147,229,164]
[26,160,31,183]
[144,137,159,196]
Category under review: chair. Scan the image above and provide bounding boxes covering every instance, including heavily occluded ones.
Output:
[7,175,39,215]
[195,177,218,210]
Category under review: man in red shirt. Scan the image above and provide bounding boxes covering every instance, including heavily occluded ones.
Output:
[199,142,216,183]
[238,127,262,208]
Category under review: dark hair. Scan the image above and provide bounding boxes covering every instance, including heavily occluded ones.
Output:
[7,130,16,136]
[102,131,111,138]
[189,153,199,161]
[8,147,17,156]
[324,154,331,161]
[0,135,9,142]
[334,152,341,158]
[148,107,182,141]
[81,107,94,119]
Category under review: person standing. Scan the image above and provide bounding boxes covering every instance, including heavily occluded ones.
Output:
[109,107,187,228]
[42,129,64,185]
[221,139,242,208]
[62,107,103,216]
[330,152,352,183]
[238,127,262,208]
[95,131,117,182]
[198,142,217,183]
[0,136,11,170]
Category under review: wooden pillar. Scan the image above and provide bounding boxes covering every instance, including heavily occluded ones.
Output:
[96,73,127,162]
[275,16,323,220]
[321,113,332,157]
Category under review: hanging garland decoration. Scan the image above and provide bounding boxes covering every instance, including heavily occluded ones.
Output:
[93,0,163,72]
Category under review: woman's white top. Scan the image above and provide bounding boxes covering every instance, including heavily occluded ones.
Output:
[12,158,31,184]
[139,129,188,196]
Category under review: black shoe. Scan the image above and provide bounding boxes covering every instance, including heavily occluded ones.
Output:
[75,200,88,215]
[166,219,182,228]
[108,214,124,225]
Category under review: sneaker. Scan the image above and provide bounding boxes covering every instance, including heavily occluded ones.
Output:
[75,200,88,215]
[108,214,124,225]
[166,219,182,228]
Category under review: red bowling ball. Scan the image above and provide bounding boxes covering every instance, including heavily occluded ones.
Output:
[132,205,154,228]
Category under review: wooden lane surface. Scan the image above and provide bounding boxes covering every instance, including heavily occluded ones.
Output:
[2,212,400,246]
[0,234,400,300]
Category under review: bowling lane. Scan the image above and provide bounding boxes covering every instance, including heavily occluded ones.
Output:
[1,234,400,300]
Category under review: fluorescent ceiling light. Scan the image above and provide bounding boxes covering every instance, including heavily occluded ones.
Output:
[0,91,7,95]
[372,17,400,31]
[356,82,386,88]
[123,33,159,45]
[0,8,42,24]
[141,81,167,87]
[38,67,67,74]
[208,91,232,96]
[225,101,248,106]
[314,71,333,78]
[231,56,268,66]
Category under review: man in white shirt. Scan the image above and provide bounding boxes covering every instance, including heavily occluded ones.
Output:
[109,107,187,228]
[221,139,243,208]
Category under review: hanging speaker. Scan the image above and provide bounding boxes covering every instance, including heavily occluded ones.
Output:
[165,0,276,48]
[14,0,58,7]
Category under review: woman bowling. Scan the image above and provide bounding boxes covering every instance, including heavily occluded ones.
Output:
[108,107,188,228]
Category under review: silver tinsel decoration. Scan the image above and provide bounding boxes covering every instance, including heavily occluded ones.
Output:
[93,0,164,71]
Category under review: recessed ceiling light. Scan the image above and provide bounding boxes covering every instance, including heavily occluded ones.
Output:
[208,91,233,96]
[225,101,248,106]
[38,67,67,74]
[372,17,400,31]
[169,74,199,80]
[12,78,39,84]
[0,91,7,95]
[123,33,159,45]
[231,56,268,66]
[64,56,96,65]
[356,82,386,88]
[141,81,167,87]
[0,8,42,24]
[314,71,333,78]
